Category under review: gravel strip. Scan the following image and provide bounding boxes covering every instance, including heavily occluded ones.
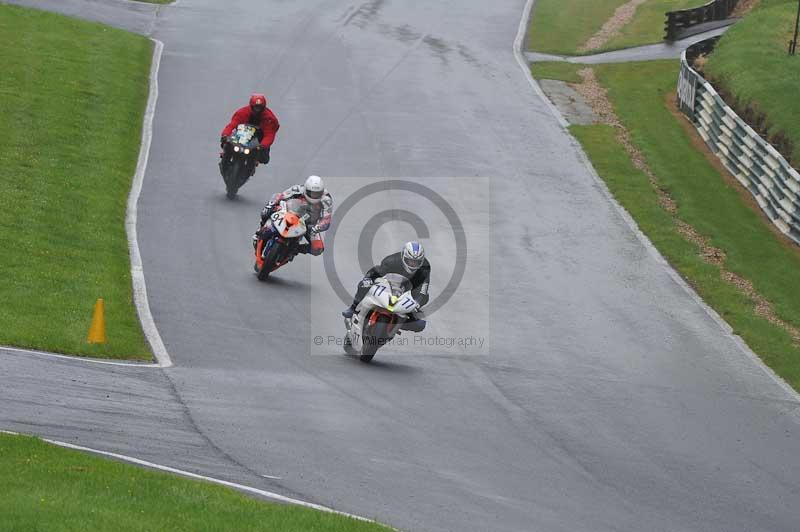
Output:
[578,0,649,53]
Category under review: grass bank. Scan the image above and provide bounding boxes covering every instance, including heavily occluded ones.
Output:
[704,0,800,163]
[533,60,800,390]
[527,0,697,55]
[0,433,389,531]
[0,5,151,359]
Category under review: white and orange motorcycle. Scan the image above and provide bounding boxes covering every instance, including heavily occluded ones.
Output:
[343,273,424,362]
[253,199,310,280]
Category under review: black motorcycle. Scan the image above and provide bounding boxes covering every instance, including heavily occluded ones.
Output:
[219,124,261,199]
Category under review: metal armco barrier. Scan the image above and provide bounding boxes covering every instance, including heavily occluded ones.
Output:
[677,44,800,245]
[665,0,738,41]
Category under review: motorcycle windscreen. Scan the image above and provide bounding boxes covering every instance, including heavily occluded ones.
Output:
[284,198,312,219]
[381,273,412,297]
[231,124,257,144]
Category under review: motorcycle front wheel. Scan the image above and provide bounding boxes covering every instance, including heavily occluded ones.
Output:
[257,240,284,281]
[361,317,390,363]
[224,160,244,199]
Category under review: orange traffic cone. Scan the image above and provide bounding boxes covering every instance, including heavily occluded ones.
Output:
[87,298,106,344]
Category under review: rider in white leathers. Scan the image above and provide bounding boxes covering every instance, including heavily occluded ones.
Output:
[254,175,332,255]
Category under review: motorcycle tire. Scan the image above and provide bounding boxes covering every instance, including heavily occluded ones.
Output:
[225,160,244,199]
[361,316,390,363]
[239,158,256,185]
[257,240,283,281]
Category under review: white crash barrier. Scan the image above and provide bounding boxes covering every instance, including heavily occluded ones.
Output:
[677,42,800,245]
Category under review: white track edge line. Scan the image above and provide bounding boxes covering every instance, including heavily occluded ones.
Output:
[126,38,172,368]
[514,0,800,404]
[0,346,160,368]
[513,0,568,129]
[0,431,384,526]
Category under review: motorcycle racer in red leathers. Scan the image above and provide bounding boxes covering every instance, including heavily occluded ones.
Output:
[220,93,280,165]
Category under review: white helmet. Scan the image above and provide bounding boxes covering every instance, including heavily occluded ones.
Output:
[303,175,325,204]
[401,241,425,274]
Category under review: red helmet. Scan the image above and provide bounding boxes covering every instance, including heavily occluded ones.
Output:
[249,93,267,113]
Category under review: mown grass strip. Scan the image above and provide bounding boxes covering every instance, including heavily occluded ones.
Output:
[527,0,698,55]
[0,433,390,532]
[527,0,630,54]
[704,0,800,162]
[572,60,800,390]
[603,0,698,50]
[0,5,151,359]
[530,62,584,83]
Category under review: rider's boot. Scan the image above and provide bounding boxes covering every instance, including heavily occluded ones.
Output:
[342,304,356,319]
[400,319,426,332]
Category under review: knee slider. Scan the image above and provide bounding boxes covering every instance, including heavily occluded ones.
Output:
[309,240,324,256]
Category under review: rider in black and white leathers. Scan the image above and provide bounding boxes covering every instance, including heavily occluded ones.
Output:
[342,242,429,330]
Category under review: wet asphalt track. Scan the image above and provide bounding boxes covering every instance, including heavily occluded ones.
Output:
[3,1,800,531]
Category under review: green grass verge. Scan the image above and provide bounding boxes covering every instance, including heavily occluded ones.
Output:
[704,0,800,162]
[530,61,584,83]
[0,433,390,532]
[527,0,629,54]
[572,60,800,390]
[603,0,698,50]
[527,0,699,55]
[0,5,151,359]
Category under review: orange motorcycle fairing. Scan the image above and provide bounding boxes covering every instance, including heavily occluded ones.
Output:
[255,239,265,269]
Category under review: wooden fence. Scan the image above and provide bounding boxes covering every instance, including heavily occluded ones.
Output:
[665,0,738,41]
